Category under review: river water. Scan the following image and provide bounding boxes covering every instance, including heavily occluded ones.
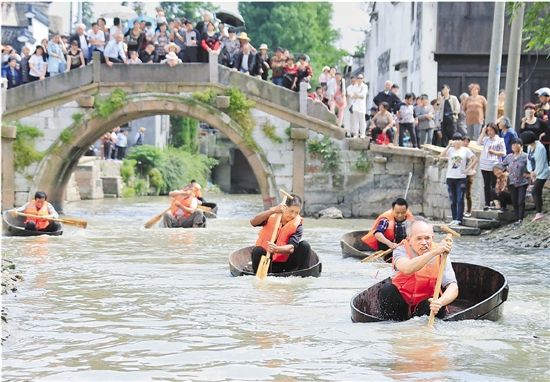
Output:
[2,194,548,381]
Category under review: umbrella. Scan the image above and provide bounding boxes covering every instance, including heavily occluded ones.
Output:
[215,10,245,27]
[100,5,137,20]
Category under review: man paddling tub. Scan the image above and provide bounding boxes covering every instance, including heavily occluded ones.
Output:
[163,186,205,228]
[250,194,311,273]
[189,179,204,202]
[379,219,458,321]
[361,198,414,251]
[11,191,61,232]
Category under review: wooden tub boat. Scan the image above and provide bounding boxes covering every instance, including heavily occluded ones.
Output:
[2,210,63,236]
[160,214,207,228]
[340,230,392,262]
[351,262,509,322]
[229,245,322,278]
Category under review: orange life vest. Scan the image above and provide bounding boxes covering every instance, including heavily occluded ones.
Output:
[24,200,50,230]
[391,239,441,306]
[255,214,303,262]
[170,195,196,218]
[361,209,414,250]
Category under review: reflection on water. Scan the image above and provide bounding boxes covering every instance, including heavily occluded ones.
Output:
[2,194,548,381]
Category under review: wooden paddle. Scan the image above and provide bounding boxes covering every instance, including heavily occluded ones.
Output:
[16,212,87,228]
[144,206,172,229]
[361,242,403,263]
[427,225,461,328]
[256,189,293,280]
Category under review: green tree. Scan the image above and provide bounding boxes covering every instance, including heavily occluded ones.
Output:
[132,1,146,16]
[160,1,217,22]
[169,116,199,154]
[82,2,94,27]
[512,2,550,54]
[238,2,348,81]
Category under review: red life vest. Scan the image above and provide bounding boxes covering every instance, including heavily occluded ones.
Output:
[24,200,50,230]
[255,214,303,262]
[391,239,441,306]
[170,195,196,218]
[361,209,414,250]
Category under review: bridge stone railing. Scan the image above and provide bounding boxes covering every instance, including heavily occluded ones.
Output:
[4,52,337,130]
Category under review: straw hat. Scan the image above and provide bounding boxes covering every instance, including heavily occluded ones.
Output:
[259,43,268,50]
[237,32,250,41]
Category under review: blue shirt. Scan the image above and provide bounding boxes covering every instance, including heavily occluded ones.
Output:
[500,129,518,155]
[527,141,550,180]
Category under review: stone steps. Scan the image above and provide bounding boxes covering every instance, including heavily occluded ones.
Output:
[434,224,481,236]
[471,209,516,222]
[462,217,501,229]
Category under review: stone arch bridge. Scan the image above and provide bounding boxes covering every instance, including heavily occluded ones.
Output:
[2,53,343,210]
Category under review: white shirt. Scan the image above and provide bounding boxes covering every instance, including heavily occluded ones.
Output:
[29,54,46,77]
[347,83,368,114]
[445,146,474,179]
[79,34,89,56]
[87,29,105,51]
[104,40,126,61]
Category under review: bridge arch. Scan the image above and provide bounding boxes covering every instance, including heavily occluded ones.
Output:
[33,94,277,210]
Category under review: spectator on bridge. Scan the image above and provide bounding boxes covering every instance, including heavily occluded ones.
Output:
[104,32,128,67]
[270,47,286,87]
[520,103,544,141]
[462,83,487,140]
[181,20,200,63]
[154,23,170,63]
[97,18,110,44]
[162,51,182,67]
[297,55,313,89]
[101,132,112,160]
[200,21,221,63]
[88,22,106,59]
[2,57,22,89]
[47,34,67,76]
[257,44,270,81]
[28,46,47,82]
[172,20,187,60]
[370,102,395,145]
[389,84,402,114]
[220,27,240,68]
[498,90,506,119]
[438,84,460,146]
[327,72,347,127]
[2,46,21,66]
[110,17,123,39]
[66,41,85,71]
[143,21,155,44]
[110,127,120,160]
[234,43,258,75]
[139,43,156,64]
[431,99,443,147]
[155,7,167,27]
[70,23,90,63]
[125,20,145,57]
[128,50,142,64]
[283,56,299,91]
[415,94,436,146]
[319,66,330,89]
[19,46,31,84]
[534,87,550,162]
[218,22,228,40]
[373,81,400,113]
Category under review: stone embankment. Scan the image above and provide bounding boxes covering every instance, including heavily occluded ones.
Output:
[2,258,23,343]
[481,213,550,249]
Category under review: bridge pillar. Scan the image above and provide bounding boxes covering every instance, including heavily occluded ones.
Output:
[1,124,17,209]
[209,52,218,83]
[299,81,308,114]
[92,51,101,82]
[291,126,308,198]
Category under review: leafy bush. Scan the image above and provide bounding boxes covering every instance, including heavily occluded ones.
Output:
[94,89,127,118]
[308,136,341,172]
[125,145,164,176]
[170,116,199,153]
[148,168,165,194]
[120,159,136,184]
[134,178,149,196]
[72,112,84,124]
[354,152,372,173]
[122,185,136,198]
[262,121,283,144]
[59,127,74,143]
[192,88,218,105]
[13,123,44,170]
[226,87,257,151]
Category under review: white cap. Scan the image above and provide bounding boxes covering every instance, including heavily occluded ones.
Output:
[535,87,550,96]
